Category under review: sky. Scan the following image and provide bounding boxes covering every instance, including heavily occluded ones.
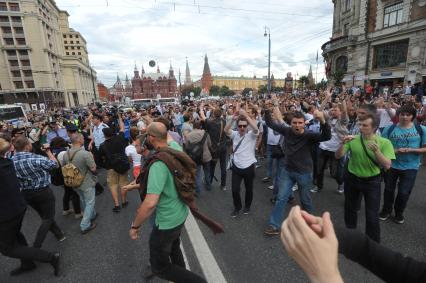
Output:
[55,0,334,87]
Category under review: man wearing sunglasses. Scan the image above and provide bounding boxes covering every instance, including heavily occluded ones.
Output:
[224,109,259,218]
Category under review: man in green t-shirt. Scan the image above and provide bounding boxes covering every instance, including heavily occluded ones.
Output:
[129,122,206,283]
[336,114,395,243]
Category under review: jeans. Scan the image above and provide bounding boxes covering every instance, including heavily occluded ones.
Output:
[316,148,344,188]
[231,164,255,211]
[266,144,280,178]
[272,157,285,197]
[311,143,320,185]
[22,187,64,248]
[63,185,81,213]
[382,168,418,216]
[209,147,227,187]
[75,187,97,231]
[149,223,206,283]
[195,162,211,193]
[269,168,313,229]
[344,172,381,243]
[0,210,53,268]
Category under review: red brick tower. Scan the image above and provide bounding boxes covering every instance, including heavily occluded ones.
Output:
[201,54,213,93]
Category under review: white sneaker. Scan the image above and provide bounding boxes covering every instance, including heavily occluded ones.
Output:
[292,184,298,192]
[74,213,83,219]
[62,209,74,216]
[267,185,274,190]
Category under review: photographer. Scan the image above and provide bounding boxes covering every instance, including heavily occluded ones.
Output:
[99,113,129,212]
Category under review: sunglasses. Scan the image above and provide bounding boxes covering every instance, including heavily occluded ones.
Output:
[238,124,248,128]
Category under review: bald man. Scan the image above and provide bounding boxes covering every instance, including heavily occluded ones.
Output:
[129,122,206,282]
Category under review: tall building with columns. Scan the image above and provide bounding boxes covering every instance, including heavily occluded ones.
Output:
[322,0,426,88]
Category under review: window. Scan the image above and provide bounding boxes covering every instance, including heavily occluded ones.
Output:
[25,81,35,88]
[0,3,7,11]
[71,46,74,50]
[336,56,348,72]
[72,52,75,55]
[9,3,20,11]
[0,16,9,22]
[66,52,69,55]
[69,34,73,38]
[16,38,26,45]
[64,40,67,44]
[384,2,403,28]
[65,46,68,50]
[23,70,32,77]
[77,46,80,50]
[70,40,73,43]
[76,41,79,44]
[9,60,19,66]
[6,50,16,56]
[75,35,79,38]
[18,50,28,55]
[14,27,24,34]
[4,38,14,45]
[11,70,21,77]
[63,34,66,38]
[344,23,349,35]
[374,40,408,69]
[78,52,81,55]
[11,16,21,23]
[14,81,23,89]
[20,60,30,66]
[344,0,351,11]
[1,26,12,33]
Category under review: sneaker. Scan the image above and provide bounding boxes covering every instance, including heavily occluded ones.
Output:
[267,185,274,190]
[292,184,298,192]
[81,222,97,234]
[58,235,67,242]
[62,209,73,216]
[379,211,390,221]
[74,213,83,219]
[336,185,344,194]
[121,201,129,208]
[310,186,321,193]
[112,206,121,213]
[230,210,240,218]
[243,207,250,215]
[394,214,405,224]
[10,263,37,276]
[255,164,262,168]
[262,177,271,183]
[264,226,280,236]
[221,186,227,191]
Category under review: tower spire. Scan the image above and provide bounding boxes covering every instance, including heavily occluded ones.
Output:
[184,57,192,85]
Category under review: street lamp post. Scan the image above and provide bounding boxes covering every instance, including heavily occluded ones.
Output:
[264,26,271,96]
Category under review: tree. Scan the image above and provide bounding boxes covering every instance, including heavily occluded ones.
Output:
[299,75,309,88]
[331,70,345,86]
[219,85,234,97]
[241,88,253,96]
[180,85,193,98]
[193,87,202,97]
[315,79,327,90]
[258,85,268,94]
[210,85,220,96]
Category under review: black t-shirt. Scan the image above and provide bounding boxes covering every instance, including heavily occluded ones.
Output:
[99,132,128,169]
[206,117,226,150]
[0,157,27,221]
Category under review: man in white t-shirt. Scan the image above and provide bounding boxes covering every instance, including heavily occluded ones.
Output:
[224,109,259,218]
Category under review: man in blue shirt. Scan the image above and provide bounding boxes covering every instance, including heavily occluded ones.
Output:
[380,104,426,224]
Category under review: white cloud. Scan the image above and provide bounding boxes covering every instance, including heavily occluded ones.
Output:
[56,0,333,86]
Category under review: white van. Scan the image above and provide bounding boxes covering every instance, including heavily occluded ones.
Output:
[0,104,28,124]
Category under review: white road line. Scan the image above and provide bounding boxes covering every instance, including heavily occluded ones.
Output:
[180,242,190,270]
[184,212,227,283]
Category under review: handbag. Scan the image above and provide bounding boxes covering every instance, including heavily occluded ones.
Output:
[226,135,245,170]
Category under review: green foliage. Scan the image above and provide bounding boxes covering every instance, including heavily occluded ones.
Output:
[241,88,253,96]
[209,85,220,96]
[299,75,309,87]
[315,78,327,90]
[331,70,345,86]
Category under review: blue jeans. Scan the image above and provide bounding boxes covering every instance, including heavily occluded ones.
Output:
[266,145,280,178]
[383,168,418,216]
[196,162,211,193]
[75,187,96,231]
[269,168,313,229]
[272,157,285,196]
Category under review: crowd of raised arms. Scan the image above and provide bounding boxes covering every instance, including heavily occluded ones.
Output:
[1,83,426,282]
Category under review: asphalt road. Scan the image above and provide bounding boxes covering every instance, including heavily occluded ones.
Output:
[1,159,426,283]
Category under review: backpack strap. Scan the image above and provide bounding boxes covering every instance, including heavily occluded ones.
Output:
[414,124,424,148]
[386,124,396,139]
[360,136,381,169]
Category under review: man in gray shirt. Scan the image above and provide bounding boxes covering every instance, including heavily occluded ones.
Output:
[62,133,97,234]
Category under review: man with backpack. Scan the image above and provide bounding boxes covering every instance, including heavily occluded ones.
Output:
[184,120,212,196]
[380,104,426,224]
[129,122,207,283]
[62,133,98,234]
[99,114,130,213]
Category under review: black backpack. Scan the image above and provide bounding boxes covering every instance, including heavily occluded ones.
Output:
[104,144,130,174]
[184,132,208,165]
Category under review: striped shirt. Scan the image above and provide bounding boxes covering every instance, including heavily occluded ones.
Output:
[12,152,57,191]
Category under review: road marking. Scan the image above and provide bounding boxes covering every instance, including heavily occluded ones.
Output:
[181,242,190,270]
[185,213,227,283]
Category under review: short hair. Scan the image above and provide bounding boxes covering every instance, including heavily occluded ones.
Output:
[236,116,248,125]
[13,136,30,152]
[290,111,305,121]
[50,137,68,149]
[130,127,139,141]
[213,108,222,118]
[398,104,417,121]
[0,138,11,156]
[193,120,202,129]
[183,113,191,122]
[93,114,102,120]
[359,113,379,129]
[102,127,114,138]
[70,133,84,144]
[155,117,171,131]
[359,103,377,115]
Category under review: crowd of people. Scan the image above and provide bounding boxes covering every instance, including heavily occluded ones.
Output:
[1,81,426,282]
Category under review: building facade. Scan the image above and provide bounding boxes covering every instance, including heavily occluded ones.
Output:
[0,0,97,109]
[204,75,285,93]
[322,0,426,88]
[97,82,109,101]
[109,65,177,102]
[200,54,213,92]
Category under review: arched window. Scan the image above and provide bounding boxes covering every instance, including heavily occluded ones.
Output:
[335,56,348,73]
